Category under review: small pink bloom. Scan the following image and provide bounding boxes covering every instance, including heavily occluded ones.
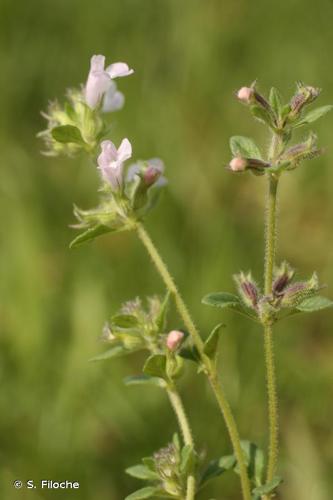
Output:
[236,86,254,104]
[229,157,247,172]
[166,330,184,351]
[85,55,134,109]
[97,138,132,189]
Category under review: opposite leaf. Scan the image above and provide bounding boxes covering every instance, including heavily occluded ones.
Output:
[125,487,162,500]
[202,292,258,321]
[203,323,224,360]
[296,295,333,312]
[70,224,118,248]
[125,465,160,481]
[294,105,333,127]
[230,136,262,159]
[124,375,165,388]
[51,125,86,145]
[252,476,282,496]
[89,344,131,362]
[143,354,168,380]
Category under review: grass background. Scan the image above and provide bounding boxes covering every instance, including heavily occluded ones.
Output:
[1,0,333,498]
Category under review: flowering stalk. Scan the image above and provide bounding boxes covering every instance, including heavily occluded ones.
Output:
[136,222,252,500]
[263,151,280,485]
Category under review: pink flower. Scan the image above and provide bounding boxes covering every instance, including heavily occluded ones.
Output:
[97,139,132,189]
[166,330,184,351]
[85,55,134,109]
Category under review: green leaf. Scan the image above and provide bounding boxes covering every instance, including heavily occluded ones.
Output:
[125,487,161,500]
[250,105,274,128]
[155,291,171,331]
[200,454,236,486]
[295,105,333,127]
[178,345,201,364]
[204,323,224,360]
[202,293,258,321]
[51,125,85,145]
[269,87,283,117]
[89,345,130,362]
[235,441,264,485]
[125,465,160,481]
[143,354,168,380]
[296,295,333,312]
[230,136,262,159]
[112,314,140,328]
[124,375,165,388]
[70,224,115,248]
[252,476,282,496]
[180,445,195,476]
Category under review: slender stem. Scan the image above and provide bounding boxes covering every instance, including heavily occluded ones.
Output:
[136,222,252,500]
[263,139,280,485]
[167,386,195,500]
[264,174,278,296]
[263,323,278,483]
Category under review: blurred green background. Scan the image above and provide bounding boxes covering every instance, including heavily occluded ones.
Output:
[1,0,333,498]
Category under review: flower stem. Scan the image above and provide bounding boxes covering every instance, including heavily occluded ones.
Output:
[136,222,252,500]
[263,153,280,484]
[167,386,196,500]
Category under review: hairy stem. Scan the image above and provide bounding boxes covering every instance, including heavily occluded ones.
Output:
[167,386,195,500]
[136,222,252,500]
[263,322,278,483]
[263,139,280,485]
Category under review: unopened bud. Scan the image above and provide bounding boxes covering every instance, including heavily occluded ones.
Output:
[229,157,270,173]
[236,86,255,104]
[281,272,319,308]
[281,133,321,168]
[272,262,295,296]
[229,157,247,172]
[289,83,321,118]
[166,330,184,351]
[234,272,259,309]
[143,166,162,186]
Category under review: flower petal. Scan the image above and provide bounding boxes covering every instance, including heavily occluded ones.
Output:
[117,138,132,162]
[106,62,134,79]
[102,82,125,112]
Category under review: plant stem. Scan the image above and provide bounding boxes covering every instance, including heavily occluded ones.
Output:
[263,141,280,485]
[136,222,252,500]
[167,386,196,500]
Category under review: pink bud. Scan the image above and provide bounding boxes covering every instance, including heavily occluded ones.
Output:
[166,330,184,351]
[229,157,247,172]
[237,86,254,104]
[144,166,162,186]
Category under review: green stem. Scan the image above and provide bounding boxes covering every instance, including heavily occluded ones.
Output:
[263,146,280,485]
[263,323,278,483]
[167,386,196,500]
[136,222,252,500]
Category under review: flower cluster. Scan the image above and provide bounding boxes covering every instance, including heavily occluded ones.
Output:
[38,55,133,156]
[228,81,331,176]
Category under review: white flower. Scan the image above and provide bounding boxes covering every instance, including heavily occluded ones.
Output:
[85,55,133,110]
[97,138,132,190]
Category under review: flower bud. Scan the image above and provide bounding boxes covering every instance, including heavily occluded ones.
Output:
[272,262,295,296]
[228,157,270,174]
[166,330,184,351]
[143,166,162,186]
[281,133,322,168]
[280,272,319,308]
[234,272,259,309]
[229,157,247,172]
[236,86,255,104]
[289,83,321,118]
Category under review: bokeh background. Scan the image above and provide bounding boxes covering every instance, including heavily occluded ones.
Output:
[1,0,333,498]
